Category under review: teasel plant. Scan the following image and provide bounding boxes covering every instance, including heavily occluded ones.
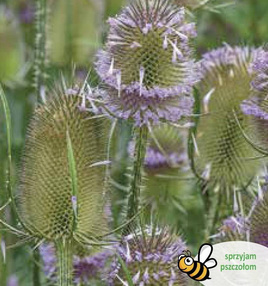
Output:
[188,45,264,238]
[0,82,117,286]
[94,0,199,226]
[128,123,195,230]
[107,223,188,285]
[240,49,268,153]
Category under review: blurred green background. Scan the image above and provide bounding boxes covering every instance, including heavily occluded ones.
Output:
[0,0,268,285]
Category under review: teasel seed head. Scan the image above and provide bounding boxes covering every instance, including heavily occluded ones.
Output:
[250,190,268,247]
[108,225,187,285]
[193,45,262,193]
[96,0,199,126]
[19,91,109,241]
[241,50,268,149]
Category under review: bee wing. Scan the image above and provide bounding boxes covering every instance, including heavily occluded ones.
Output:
[198,243,213,263]
[204,258,217,269]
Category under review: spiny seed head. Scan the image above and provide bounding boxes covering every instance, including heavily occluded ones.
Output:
[96,0,199,126]
[194,45,262,192]
[19,92,109,241]
[250,191,268,248]
[0,6,24,83]
[50,0,103,65]
[108,226,187,285]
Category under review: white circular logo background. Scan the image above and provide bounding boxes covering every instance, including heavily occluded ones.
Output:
[198,241,268,286]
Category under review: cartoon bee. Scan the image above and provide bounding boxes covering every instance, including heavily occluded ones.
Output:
[178,243,217,282]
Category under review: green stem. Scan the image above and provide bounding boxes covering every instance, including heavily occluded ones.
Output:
[35,0,48,103]
[56,240,73,286]
[33,250,41,286]
[203,186,221,241]
[126,126,148,224]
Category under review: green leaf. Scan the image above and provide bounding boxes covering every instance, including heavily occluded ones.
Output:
[66,129,78,231]
[116,253,134,286]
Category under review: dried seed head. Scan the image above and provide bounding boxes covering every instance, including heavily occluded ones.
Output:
[108,226,187,285]
[19,92,109,240]
[96,0,199,126]
[194,45,262,192]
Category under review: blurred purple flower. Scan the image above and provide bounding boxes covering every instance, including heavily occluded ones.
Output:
[40,243,112,284]
[19,2,35,24]
[7,275,18,286]
[251,49,268,93]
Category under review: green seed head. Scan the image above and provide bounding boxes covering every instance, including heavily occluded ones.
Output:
[194,46,262,193]
[19,92,109,241]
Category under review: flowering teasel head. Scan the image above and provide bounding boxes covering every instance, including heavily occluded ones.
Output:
[96,0,199,126]
[18,91,109,242]
[193,45,262,194]
[241,50,268,149]
[107,225,187,285]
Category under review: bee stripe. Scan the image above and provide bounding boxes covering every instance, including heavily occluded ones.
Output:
[189,262,201,277]
[195,266,208,281]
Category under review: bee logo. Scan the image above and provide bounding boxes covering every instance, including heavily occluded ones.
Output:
[178,243,217,281]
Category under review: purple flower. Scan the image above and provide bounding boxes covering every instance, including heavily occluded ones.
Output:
[241,50,268,120]
[7,275,18,286]
[251,50,268,93]
[19,2,35,24]
[221,215,248,235]
[241,97,268,120]
[95,0,199,126]
[107,225,188,285]
[40,243,112,284]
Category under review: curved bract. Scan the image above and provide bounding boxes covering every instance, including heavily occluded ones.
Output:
[19,92,109,241]
[194,45,262,192]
